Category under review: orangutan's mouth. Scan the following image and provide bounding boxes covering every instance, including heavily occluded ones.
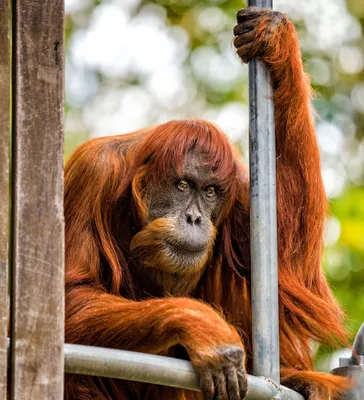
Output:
[165,240,208,255]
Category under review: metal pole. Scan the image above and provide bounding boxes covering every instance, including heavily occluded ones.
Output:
[332,323,364,399]
[248,0,280,383]
[64,344,304,399]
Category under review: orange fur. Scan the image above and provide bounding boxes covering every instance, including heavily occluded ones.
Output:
[65,13,349,400]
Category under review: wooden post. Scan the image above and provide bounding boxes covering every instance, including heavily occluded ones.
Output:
[0,1,10,399]
[10,0,65,398]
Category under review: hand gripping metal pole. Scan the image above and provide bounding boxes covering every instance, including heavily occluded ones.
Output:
[248,0,280,383]
[64,344,304,399]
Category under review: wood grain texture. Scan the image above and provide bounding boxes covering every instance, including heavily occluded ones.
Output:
[11,0,64,398]
[0,1,10,399]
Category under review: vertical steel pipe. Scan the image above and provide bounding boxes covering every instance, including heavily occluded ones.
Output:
[332,323,364,399]
[248,0,280,384]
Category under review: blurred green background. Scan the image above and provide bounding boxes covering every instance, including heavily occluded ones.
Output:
[64,0,364,369]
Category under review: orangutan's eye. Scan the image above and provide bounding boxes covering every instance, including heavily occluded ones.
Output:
[177,180,189,191]
[205,186,216,197]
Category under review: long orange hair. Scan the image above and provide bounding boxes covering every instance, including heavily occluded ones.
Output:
[65,118,349,398]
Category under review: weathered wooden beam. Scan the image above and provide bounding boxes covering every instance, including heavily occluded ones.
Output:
[0,0,10,399]
[10,0,65,398]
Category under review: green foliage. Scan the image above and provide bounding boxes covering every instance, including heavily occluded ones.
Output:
[324,187,364,336]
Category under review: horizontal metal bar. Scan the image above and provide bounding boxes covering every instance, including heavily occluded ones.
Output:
[64,344,304,399]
